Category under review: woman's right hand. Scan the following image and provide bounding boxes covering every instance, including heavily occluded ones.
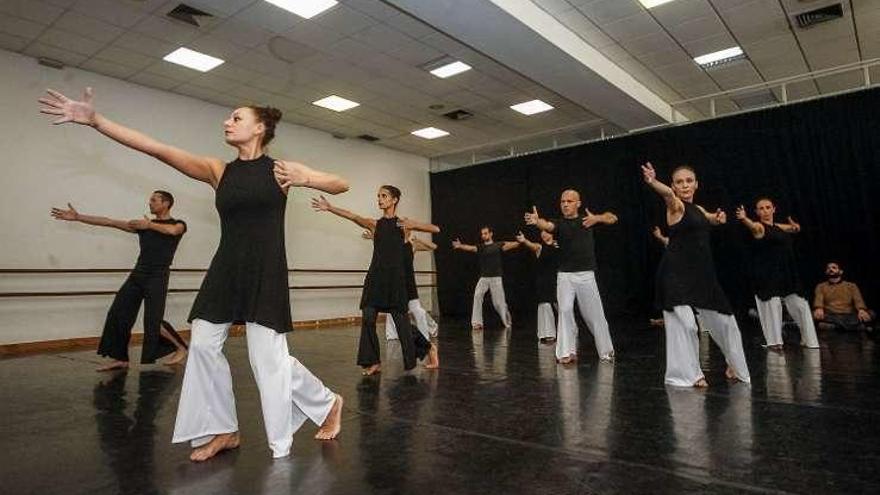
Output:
[39,88,97,126]
[50,203,79,222]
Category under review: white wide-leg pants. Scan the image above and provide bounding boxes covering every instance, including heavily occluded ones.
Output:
[385,299,438,341]
[471,276,511,328]
[537,302,556,340]
[172,319,335,458]
[663,306,751,387]
[754,294,819,348]
[555,271,614,360]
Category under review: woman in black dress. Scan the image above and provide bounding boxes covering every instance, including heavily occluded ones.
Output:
[516,230,559,343]
[641,162,750,387]
[312,186,439,375]
[40,88,347,462]
[736,198,818,349]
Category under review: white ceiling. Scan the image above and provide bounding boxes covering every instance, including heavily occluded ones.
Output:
[1,0,877,158]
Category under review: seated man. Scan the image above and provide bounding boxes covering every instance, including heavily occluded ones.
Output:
[813,262,875,331]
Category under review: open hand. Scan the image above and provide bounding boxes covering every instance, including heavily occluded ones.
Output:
[640,162,656,184]
[524,206,539,225]
[50,203,79,222]
[39,88,97,126]
[311,195,330,212]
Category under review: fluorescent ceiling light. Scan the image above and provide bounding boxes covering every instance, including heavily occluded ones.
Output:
[429,61,472,78]
[312,95,360,112]
[264,0,338,19]
[694,46,744,67]
[639,0,677,8]
[411,127,449,139]
[510,99,554,115]
[162,47,224,72]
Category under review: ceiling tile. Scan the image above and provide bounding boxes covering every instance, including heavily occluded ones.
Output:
[71,0,150,28]
[80,58,141,79]
[38,27,106,57]
[0,0,64,25]
[52,10,126,44]
[0,31,30,51]
[22,42,89,66]
[0,15,47,39]
[128,71,181,91]
[92,46,158,70]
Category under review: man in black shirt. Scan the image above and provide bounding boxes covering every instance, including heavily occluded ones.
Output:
[452,226,520,330]
[51,190,188,371]
[525,189,617,364]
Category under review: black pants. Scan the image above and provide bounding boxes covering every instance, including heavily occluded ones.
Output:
[97,271,186,363]
[818,310,876,332]
[358,307,430,370]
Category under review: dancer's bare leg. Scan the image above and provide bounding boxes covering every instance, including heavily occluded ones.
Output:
[425,343,439,369]
[362,363,381,376]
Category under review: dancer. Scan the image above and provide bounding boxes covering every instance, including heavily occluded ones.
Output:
[451,226,519,330]
[515,230,559,344]
[50,193,188,370]
[641,162,750,387]
[524,192,617,364]
[363,230,440,342]
[736,199,819,349]
[40,88,346,461]
[312,187,439,375]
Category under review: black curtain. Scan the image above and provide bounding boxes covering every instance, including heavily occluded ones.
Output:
[431,88,880,319]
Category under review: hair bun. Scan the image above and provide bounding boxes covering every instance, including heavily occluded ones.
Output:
[266,107,282,124]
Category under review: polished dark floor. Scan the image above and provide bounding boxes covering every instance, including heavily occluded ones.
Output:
[2,316,880,494]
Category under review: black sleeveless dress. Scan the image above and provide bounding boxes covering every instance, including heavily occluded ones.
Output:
[536,243,559,304]
[752,223,801,301]
[360,216,408,312]
[656,202,732,314]
[403,242,418,301]
[188,155,293,333]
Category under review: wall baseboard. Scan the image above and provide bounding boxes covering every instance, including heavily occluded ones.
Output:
[0,315,379,358]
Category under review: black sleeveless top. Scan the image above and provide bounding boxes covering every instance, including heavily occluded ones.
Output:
[752,223,801,301]
[404,243,418,301]
[477,242,503,277]
[536,243,559,303]
[188,155,293,333]
[361,216,408,311]
[133,219,186,274]
[656,202,732,314]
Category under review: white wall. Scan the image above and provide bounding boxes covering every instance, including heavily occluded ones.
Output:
[0,49,434,345]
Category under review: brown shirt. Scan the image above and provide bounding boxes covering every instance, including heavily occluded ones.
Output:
[814,281,867,314]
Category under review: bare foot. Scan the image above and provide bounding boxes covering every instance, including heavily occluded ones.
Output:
[163,349,188,366]
[693,378,709,388]
[315,394,343,440]
[190,432,240,462]
[472,324,483,331]
[557,354,577,365]
[425,344,439,369]
[96,360,129,372]
[725,366,740,381]
[362,364,381,376]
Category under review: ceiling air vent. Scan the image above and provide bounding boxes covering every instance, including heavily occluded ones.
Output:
[794,3,843,29]
[443,109,473,121]
[166,4,214,27]
[358,134,380,142]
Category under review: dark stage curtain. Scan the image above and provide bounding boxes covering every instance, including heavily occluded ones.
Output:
[431,88,880,319]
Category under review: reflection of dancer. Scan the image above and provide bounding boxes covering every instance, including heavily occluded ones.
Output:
[525,191,617,364]
[362,230,439,342]
[40,88,345,461]
[51,193,188,371]
[313,187,439,375]
[516,230,559,343]
[641,162,750,387]
[736,199,818,349]
[93,370,177,494]
[452,226,519,330]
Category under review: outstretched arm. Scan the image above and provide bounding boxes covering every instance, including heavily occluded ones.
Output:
[582,208,618,229]
[411,236,437,252]
[398,217,440,234]
[501,240,521,252]
[272,160,349,195]
[524,206,556,232]
[50,203,134,233]
[127,216,186,236]
[735,205,764,238]
[641,162,683,216]
[451,238,478,253]
[515,231,541,256]
[698,206,727,226]
[311,195,376,231]
[39,88,225,187]
[777,216,801,234]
